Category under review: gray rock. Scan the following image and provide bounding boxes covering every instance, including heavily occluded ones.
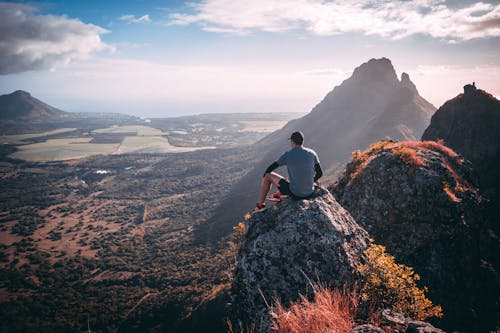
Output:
[406,320,446,333]
[331,141,496,331]
[352,324,385,333]
[230,186,369,331]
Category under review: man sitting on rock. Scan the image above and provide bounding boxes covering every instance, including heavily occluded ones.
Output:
[254,131,323,211]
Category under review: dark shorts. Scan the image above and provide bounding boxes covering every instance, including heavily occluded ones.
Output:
[278,178,293,196]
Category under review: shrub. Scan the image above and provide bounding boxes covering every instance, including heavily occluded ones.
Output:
[358,244,442,320]
[271,286,358,333]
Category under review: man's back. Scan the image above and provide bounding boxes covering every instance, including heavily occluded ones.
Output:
[277,146,319,197]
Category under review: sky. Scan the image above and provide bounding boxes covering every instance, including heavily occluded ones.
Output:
[0,0,499,117]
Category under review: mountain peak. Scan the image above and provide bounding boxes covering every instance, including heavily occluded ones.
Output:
[0,90,65,120]
[350,57,398,85]
[400,72,418,94]
[12,90,31,97]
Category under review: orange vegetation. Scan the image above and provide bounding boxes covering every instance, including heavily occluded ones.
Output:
[398,141,458,159]
[443,182,461,202]
[271,286,359,333]
[392,146,427,167]
[344,140,462,186]
[359,244,443,321]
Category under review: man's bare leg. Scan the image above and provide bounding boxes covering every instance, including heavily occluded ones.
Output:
[258,172,285,204]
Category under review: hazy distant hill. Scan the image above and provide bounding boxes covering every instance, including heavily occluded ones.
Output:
[0,90,67,120]
[0,90,142,135]
[202,58,436,240]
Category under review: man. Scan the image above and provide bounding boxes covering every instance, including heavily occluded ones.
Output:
[254,131,323,211]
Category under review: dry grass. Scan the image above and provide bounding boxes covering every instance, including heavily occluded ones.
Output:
[344,140,462,185]
[391,147,427,167]
[366,140,393,154]
[399,141,458,158]
[270,286,359,333]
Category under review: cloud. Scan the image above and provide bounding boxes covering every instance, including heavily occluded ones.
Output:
[119,14,151,24]
[0,2,111,75]
[168,0,500,41]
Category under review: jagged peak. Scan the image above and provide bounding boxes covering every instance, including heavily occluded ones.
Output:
[400,72,418,94]
[350,57,398,85]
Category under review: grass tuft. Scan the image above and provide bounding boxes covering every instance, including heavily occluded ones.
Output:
[271,286,359,333]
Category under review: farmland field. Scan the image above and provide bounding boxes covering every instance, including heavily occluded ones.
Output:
[2,113,302,162]
[0,128,77,144]
[92,125,164,136]
[239,120,288,132]
[115,136,214,154]
[8,138,119,161]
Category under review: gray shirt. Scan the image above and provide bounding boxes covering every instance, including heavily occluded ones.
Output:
[277,146,320,197]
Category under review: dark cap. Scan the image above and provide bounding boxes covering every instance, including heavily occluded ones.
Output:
[290,131,304,145]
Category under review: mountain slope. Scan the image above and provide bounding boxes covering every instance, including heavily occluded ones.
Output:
[0,90,67,120]
[201,58,436,240]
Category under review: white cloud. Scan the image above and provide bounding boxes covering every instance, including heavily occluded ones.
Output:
[0,2,111,75]
[169,0,500,41]
[119,14,151,24]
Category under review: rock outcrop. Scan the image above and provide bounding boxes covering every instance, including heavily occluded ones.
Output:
[331,141,497,332]
[421,85,500,284]
[230,187,370,331]
[205,58,436,241]
[352,309,445,333]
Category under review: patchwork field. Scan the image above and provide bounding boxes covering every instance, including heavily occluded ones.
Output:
[0,128,77,144]
[8,138,118,162]
[239,120,288,132]
[6,125,217,162]
[114,136,214,154]
[92,125,164,136]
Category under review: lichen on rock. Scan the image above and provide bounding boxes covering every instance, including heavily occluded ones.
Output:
[230,186,370,331]
[331,140,496,331]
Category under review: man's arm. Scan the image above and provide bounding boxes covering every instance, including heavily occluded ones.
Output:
[263,162,279,177]
[314,163,323,182]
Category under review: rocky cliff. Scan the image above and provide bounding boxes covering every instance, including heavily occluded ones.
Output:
[230,187,370,331]
[204,58,436,241]
[422,84,500,201]
[421,85,500,279]
[331,140,497,332]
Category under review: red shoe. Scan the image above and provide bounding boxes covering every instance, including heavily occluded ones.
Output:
[269,191,282,202]
[253,202,266,212]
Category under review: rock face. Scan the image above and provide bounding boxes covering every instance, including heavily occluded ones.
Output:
[206,58,436,240]
[331,141,497,332]
[422,84,500,201]
[0,90,66,120]
[230,187,370,331]
[352,309,446,333]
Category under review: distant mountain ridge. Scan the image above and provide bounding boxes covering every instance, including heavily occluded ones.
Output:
[0,90,67,120]
[202,57,436,240]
